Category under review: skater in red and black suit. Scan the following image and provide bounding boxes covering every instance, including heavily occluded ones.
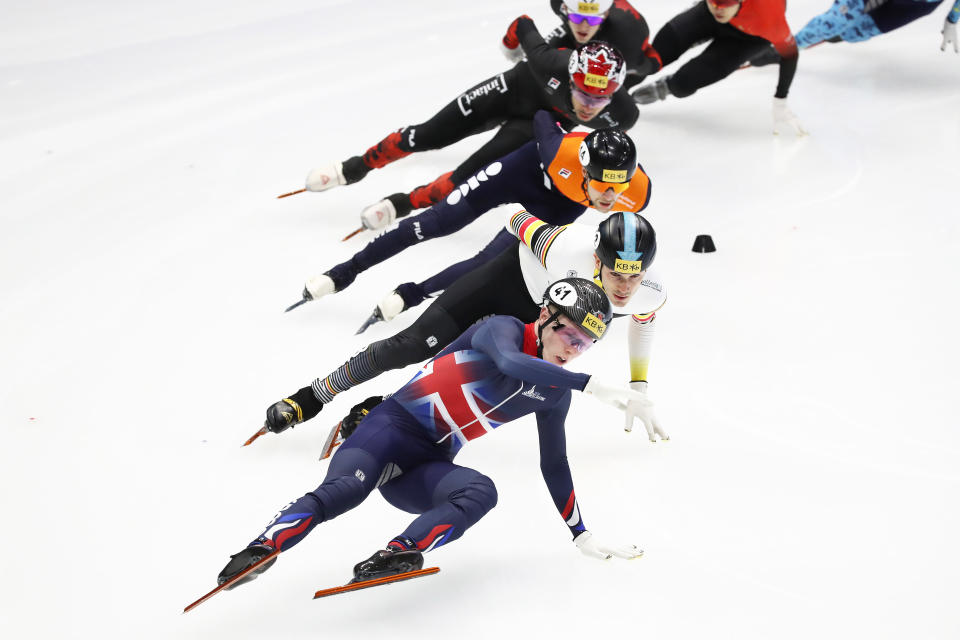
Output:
[630,0,806,135]
[215,279,646,590]
[303,26,636,231]
[501,1,663,90]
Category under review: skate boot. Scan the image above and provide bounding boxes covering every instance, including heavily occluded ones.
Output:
[217,544,277,590]
[359,198,398,231]
[303,273,336,301]
[351,545,423,583]
[339,396,384,439]
[305,163,346,192]
[629,77,671,105]
[264,386,324,434]
[264,398,305,434]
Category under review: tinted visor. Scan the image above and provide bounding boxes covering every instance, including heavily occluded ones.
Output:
[568,12,605,26]
[588,178,630,194]
[550,322,595,353]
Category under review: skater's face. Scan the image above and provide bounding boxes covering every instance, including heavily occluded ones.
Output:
[538,306,593,366]
[706,0,741,23]
[595,258,645,307]
[571,88,610,121]
[564,10,608,43]
[586,180,629,212]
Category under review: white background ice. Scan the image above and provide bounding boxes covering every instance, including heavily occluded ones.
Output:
[2,1,959,638]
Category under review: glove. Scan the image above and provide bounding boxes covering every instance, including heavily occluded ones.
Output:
[942,18,958,53]
[772,97,808,136]
[501,15,531,62]
[574,531,643,561]
[339,396,384,439]
[629,77,671,105]
[500,40,524,63]
[264,387,323,434]
[625,381,669,442]
[583,377,651,412]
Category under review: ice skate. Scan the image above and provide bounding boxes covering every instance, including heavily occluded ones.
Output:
[629,77,671,105]
[352,546,423,583]
[303,273,336,301]
[305,163,346,192]
[359,198,398,231]
[217,544,277,590]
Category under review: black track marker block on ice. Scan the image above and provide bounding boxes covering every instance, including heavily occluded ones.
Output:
[692,235,716,253]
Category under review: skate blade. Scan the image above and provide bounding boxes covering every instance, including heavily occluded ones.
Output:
[184,549,281,613]
[313,567,439,599]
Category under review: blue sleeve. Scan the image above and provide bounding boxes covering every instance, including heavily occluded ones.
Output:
[470,316,591,390]
[536,395,587,538]
[950,0,960,24]
[532,110,567,170]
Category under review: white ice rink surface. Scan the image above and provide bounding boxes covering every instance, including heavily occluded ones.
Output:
[2,1,959,638]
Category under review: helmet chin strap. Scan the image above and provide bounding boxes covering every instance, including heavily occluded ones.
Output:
[579,176,592,206]
[536,307,564,359]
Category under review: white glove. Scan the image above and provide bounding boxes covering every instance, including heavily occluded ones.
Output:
[582,377,651,412]
[772,97,808,136]
[574,531,643,561]
[942,19,958,53]
[500,39,524,63]
[625,381,669,442]
[377,290,405,322]
[360,198,397,231]
[304,274,335,300]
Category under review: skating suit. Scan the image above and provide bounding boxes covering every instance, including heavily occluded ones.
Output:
[256,316,594,554]
[795,0,957,48]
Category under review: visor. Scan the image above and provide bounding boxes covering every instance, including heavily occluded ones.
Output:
[588,178,630,194]
[572,87,612,108]
[550,321,596,353]
[568,12,605,26]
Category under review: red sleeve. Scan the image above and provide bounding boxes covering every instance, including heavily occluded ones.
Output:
[731,0,797,58]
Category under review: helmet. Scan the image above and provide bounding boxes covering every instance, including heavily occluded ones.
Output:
[562,0,614,16]
[568,42,626,97]
[578,128,637,185]
[594,212,657,274]
[541,277,612,342]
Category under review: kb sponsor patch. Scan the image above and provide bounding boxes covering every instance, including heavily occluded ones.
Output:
[581,313,606,338]
[614,258,644,273]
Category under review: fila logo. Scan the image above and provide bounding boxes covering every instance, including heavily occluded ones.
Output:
[558,168,571,179]
[426,336,438,347]
[355,469,366,482]
[522,385,546,401]
[413,221,424,240]
[547,77,561,90]
[408,128,416,148]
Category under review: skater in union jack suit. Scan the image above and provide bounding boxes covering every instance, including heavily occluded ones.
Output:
[217,278,651,588]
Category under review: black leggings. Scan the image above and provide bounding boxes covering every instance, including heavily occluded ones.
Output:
[653,2,773,98]
[369,242,539,370]
[311,244,539,405]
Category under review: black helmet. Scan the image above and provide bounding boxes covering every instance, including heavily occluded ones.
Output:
[579,128,637,185]
[594,212,657,274]
[541,277,612,342]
